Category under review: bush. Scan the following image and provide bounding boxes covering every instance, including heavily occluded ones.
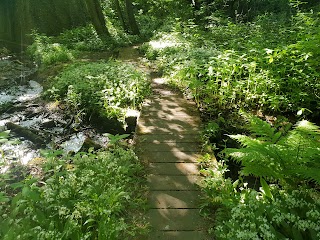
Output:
[146,10,320,117]
[44,61,150,122]
[200,116,320,239]
[0,147,147,239]
[57,25,112,51]
[27,33,75,66]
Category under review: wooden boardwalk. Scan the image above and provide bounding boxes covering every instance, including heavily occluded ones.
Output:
[135,75,208,239]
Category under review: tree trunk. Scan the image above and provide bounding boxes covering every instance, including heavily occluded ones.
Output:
[84,0,110,40]
[124,0,140,35]
[113,0,128,32]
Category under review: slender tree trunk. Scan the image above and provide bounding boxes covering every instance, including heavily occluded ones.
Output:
[124,0,140,35]
[113,0,128,32]
[84,0,110,40]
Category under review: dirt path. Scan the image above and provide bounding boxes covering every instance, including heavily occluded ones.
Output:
[119,46,208,239]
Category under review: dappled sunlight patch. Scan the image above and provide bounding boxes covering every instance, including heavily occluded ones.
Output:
[0,141,40,168]
[61,132,86,154]
[0,80,43,105]
[149,33,186,50]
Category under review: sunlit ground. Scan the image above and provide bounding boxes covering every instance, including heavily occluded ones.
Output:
[149,33,185,50]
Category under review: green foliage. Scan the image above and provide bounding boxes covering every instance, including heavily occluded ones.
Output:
[104,133,130,145]
[44,61,150,121]
[146,8,320,117]
[201,161,320,239]
[200,116,320,239]
[0,48,10,58]
[27,32,75,66]
[0,148,147,239]
[57,25,111,51]
[196,0,292,22]
[224,114,320,185]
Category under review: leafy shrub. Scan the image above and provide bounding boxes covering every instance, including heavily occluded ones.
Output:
[200,115,320,239]
[224,114,320,185]
[220,183,320,239]
[57,25,112,51]
[0,148,147,239]
[201,158,320,239]
[27,32,75,66]
[44,61,150,121]
[0,48,10,58]
[146,9,320,117]
[196,0,292,22]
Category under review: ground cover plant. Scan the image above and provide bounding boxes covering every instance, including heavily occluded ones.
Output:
[200,115,320,239]
[0,146,148,239]
[142,7,320,119]
[3,0,320,239]
[44,61,150,124]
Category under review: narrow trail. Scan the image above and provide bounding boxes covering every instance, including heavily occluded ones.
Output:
[119,46,208,239]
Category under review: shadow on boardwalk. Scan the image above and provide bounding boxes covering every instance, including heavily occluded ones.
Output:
[135,74,209,239]
[116,46,209,239]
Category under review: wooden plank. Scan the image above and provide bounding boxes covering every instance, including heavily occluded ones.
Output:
[135,133,200,143]
[147,175,200,190]
[136,142,200,152]
[149,163,200,175]
[147,209,204,231]
[148,190,201,209]
[149,231,209,240]
[137,151,200,163]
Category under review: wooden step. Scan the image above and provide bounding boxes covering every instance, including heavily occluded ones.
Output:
[147,175,200,191]
[147,209,204,231]
[149,163,200,175]
[149,190,201,209]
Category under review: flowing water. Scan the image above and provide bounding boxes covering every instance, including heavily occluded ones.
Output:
[0,56,109,173]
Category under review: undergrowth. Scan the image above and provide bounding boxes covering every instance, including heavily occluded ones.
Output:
[141,2,320,239]
[142,10,320,119]
[44,61,150,124]
[0,147,148,239]
[200,115,320,239]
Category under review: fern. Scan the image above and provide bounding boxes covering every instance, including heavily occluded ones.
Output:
[241,112,281,143]
[224,115,320,185]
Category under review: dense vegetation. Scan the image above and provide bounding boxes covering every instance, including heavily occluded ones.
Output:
[139,0,320,239]
[44,61,149,124]
[0,147,147,239]
[1,0,320,239]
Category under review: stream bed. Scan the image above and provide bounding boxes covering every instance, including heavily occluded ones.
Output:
[0,56,109,173]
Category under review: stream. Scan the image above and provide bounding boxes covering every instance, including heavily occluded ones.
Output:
[0,55,109,173]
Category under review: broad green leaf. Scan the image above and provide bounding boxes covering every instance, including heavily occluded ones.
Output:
[260,178,273,200]
[0,130,10,139]
[0,192,10,202]
[10,182,25,189]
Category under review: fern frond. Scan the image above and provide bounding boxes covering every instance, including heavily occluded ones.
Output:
[224,117,320,185]
[241,164,280,180]
[227,134,262,147]
[295,120,320,134]
[291,166,320,185]
[240,112,279,143]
